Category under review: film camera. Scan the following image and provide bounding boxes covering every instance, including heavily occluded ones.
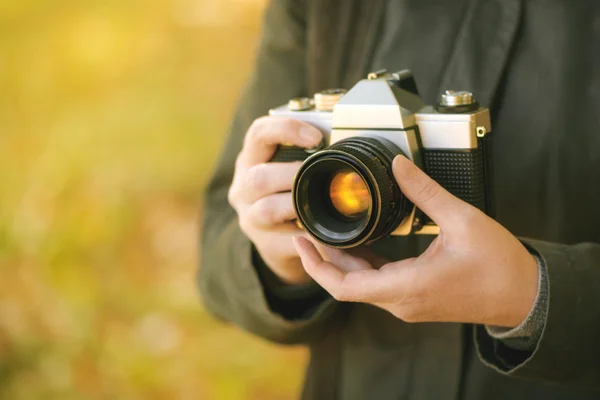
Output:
[269,69,493,249]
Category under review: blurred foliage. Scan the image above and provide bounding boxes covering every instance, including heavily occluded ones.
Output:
[0,0,307,398]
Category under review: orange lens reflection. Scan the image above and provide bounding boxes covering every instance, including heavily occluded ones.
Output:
[329,171,371,218]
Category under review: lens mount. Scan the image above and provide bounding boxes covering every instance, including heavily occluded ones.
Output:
[293,136,411,248]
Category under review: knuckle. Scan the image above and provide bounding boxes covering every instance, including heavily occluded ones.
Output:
[246,116,271,144]
[453,203,482,233]
[247,164,270,193]
[227,176,244,208]
[253,198,276,223]
[245,121,261,145]
[234,153,245,170]
[247,116,266,134]
[397,305,421,323]
[331,287,348,302]
[227,186,237,207]
[330,278,353,302]
[415,179,441,205]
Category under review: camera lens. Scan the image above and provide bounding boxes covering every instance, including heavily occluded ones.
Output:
[293,136,411,248]
[329,170,371,218]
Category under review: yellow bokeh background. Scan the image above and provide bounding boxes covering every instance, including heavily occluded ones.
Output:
[0,1,306,398]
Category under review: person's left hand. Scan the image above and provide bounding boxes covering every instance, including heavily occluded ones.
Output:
[293,155,539,328]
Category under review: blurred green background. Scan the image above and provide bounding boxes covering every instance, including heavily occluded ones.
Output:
[0,0,307,398]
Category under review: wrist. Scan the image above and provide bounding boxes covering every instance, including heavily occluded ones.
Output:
[253,248,313,286]
[271,262,313,285]
[493,249,539,328]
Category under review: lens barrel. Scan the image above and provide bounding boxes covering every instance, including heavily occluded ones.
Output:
[293,136,411,248]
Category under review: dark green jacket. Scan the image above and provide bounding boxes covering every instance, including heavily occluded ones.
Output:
[200,0,600,398]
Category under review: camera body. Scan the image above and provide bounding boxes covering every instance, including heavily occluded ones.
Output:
[269,70,493,246]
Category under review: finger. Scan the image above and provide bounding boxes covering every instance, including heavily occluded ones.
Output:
[312,241,375,273]
[294,237,395,303]
[247,192,297,227]
[238,117,322,166]
[261,225,307,258]
[345,246,389,269]
[392,155,468,227]
[239,162,300,203]
[252,230,311,279]
[293,236,350,289]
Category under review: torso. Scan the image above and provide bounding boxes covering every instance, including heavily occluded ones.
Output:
[316,0,600,398]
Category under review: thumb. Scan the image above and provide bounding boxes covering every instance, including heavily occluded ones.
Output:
[392,155,467,227]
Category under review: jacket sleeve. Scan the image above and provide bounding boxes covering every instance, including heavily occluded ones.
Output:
[198,0,338,345]
[476,238,600,389]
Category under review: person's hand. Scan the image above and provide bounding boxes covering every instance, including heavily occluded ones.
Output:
[228,116,322,285]
[293,155,539,328]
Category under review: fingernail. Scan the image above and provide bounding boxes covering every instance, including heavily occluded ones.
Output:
[292,237,305,257]
[299,127,321,144]
[293,236,304,247]
[392,155,401,170]
[392,155,410,176]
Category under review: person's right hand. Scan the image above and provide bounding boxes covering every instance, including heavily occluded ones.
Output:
[228,116,322,285]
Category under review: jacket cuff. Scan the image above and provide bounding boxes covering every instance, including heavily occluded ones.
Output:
[252,246,331,321]
[484,253,548,351]
[475,238,600,383]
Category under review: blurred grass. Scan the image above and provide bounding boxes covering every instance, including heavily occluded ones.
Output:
[0,0,307,398]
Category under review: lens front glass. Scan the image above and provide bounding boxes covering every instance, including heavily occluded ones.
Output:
[329,170,371,218]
